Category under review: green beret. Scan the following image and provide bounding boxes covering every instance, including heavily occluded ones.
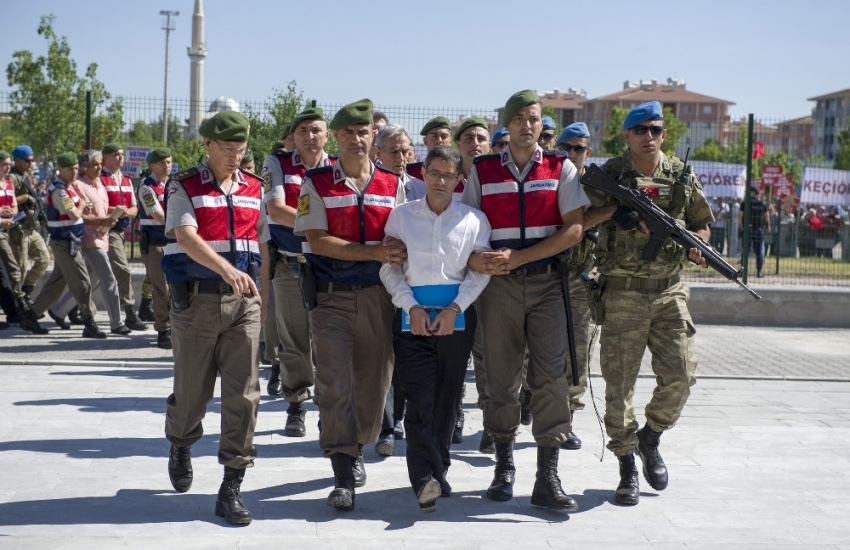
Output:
[57,152,78,168]
[329,99,373,131]
[272,140,286,152]
[199,111,250,142]
[290,107,326,133]
[147,147,172,164]
[420,116,450,136]
[453,117,489,142]
[0,151,9,162]
[240,150,254,166]
[282,122,293,139]
[102,142,123,155]
[503,89,541,124]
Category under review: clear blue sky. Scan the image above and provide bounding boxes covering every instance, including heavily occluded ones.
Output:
[2,0,848,119]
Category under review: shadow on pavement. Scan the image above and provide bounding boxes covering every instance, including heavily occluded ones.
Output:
[50,369,173,380]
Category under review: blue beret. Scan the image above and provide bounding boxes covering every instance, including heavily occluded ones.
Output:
[556,122,590,146]
[490,127,508,146]
[12,145,34,158]
[622,101,663,130]
[542,116,556,130]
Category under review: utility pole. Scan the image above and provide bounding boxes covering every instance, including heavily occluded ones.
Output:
[160,10,179,144]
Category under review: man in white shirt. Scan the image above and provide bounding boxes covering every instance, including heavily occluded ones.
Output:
[380,145,491,514]
[709,197,729,253]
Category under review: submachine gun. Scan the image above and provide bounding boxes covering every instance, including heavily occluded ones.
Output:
[580,163,761,300]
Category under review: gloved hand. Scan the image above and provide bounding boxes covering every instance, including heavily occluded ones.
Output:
[611,206,642,231]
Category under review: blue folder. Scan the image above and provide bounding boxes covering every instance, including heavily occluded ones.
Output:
[401,284,465,332]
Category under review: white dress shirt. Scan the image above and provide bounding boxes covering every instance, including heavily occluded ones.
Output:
[380,197,492,314]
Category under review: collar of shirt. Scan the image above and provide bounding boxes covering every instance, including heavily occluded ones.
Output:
[410,196,460,219]
[79,175,101,187]
[101,166,125,182]
[500,144,544,181]
[199,158,247,187]
[292,148,329,170]
[622,150,672,177]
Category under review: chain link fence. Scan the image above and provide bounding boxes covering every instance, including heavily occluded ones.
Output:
[1,92,848,286]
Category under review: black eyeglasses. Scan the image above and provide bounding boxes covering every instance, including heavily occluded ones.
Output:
[559,144,588,153]
[21,158,34,164]
[631,125,665,137]
[493,141,509,148]
[540,133,556,141]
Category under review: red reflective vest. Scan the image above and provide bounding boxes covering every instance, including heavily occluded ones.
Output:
[303,164,400,286]
[101,169,135,232]
[45,181,84,240]
[406,162,423,181]
[0,177,14,208]
[137,176,172,245]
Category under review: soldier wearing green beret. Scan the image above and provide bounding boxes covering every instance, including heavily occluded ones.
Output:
[581,101,713,506]
[282,122,296,153]
[239,150,255,173]
[462,90,590,511]
[406,117,453,181]
[162,110,270,525]
[23,153,105,338]
[261,106,336,436]
[294,98,407,511]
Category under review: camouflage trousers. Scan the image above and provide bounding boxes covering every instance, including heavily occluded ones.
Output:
[599,281,697,456]
[567,267,598,411]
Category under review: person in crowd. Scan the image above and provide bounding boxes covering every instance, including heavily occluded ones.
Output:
[738,187,769,276]
[9,145,50,306]
[491,127,510,155]
[369,110,389,162]
[538,116,557,150]
[709,197,729,254]
[407,117,453,181]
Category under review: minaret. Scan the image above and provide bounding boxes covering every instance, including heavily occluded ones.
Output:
[187,0,207,137]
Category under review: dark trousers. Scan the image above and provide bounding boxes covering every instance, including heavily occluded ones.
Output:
[380,371,405,437]
[0,257,18,318]
[750,228,765,272]
[394,306,477,495]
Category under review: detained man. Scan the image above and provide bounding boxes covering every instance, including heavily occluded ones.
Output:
[380,145,491,513]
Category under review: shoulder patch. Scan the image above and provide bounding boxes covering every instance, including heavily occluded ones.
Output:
[262,172,272,193]
[61,197,74,211]
[297,194,309,216]
[173,167,199,182]
[143,192,157,208]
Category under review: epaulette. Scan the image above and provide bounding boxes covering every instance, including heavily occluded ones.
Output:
[304,165,334,178]
[238,167,263,182]
[543,149,568,159]
[172,167,199,182]
[273,150,293,159]
[375,164,398,176]
[472,153,500,165]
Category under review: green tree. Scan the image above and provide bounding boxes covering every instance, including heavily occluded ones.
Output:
[660,107,687,155]
[601,107,628,156]
[692,139,724,161]
[244,82,303,162]
[5,14,123,161]
[835,127,850,170]
[542,105,557,131]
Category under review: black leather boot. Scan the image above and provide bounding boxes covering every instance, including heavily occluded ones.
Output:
[614,453,640,506]
[327,453,355,511]
[156,329,172,349]
[519,387,532,426]
[353,444,366,487]
[284,401,307,437]
[19,308,49,334]
[68,306,84,325]
[561,411,582,450]
[452,404,464,444]
[486,438,516,501]
[82,318,107,339]
[530,446,578,511]
[479,429,495,454]
[47,309,70,330]
[215,467,252,525]
[124,305,148,331]
[138,297,155,322]
[266,363,282,396]
[168,444,193,493]
[636,424,668,491]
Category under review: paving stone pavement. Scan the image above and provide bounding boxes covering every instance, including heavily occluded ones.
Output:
[1,321,850,547]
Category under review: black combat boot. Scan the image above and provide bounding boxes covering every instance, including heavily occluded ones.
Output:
[353,444,366,487]
[47,309,70,330]
[215,466,252,525]
[479,429,495,454]
[168,444,193,493]
[19,309,49,334]
[327,453,356,511]
[636,424,668,491]
[68,306,84,325]
[530,446,578,511]
[156,329,172,349]
[561,411,582,450]
[266,363,282,396]
[124,305,148,331]
[284,401,307,437]
[486,438,516,501]
[614,453,640,506]
[82,318,107,339]
[111,323,131,335]
[452,404,464,444]
[519,387,532,426]
[138,297,155,322]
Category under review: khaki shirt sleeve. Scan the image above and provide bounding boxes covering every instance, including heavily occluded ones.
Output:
[52,188,75,214]
[293,177,327,235]
[138,185,163,215]
[460,166,482,210]
[261,155,285,201]
[164,181,197,239]
[685,173,715,230]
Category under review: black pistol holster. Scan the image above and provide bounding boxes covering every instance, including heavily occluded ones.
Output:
[139,231,150,255]
[582,272,606,325]
[170,282,190,312]
[68,234,81,258]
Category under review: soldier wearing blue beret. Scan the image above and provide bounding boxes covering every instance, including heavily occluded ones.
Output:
[538,115,558,150]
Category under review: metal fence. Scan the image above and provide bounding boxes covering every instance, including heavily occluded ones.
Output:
[1,92,848,287]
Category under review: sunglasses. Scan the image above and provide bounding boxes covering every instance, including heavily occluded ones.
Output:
[559,144,588,153]
[631,125,665,137]
[493,141,509,148]
[20,158,34,164]
[540,133,556,141]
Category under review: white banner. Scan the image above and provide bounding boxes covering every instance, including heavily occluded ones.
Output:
[689,161,746,199]
[801,167,850,206]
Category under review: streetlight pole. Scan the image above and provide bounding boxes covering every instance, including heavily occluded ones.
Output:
[160,10,179,144]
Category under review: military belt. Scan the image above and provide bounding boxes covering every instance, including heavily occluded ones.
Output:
[171,280,235,295]
[602,274,680,291]
[316,280,381,293]
[511,264,556,276]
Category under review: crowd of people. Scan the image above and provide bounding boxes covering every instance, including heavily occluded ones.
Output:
[0,92,716,526]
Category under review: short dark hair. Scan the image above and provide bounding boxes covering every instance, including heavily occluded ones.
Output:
[424,145,461,174]
[372,110,388,124]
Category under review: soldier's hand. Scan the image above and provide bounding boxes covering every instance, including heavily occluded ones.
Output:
[223,266,260,298]
[688,247,708,268]
[409,306,430,336]
[429,308,457,336]
[478,249,513,275]
[382,236,407,266]
[0,206,12,217]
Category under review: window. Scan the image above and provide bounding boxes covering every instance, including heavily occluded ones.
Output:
[683,105,691,113]
[703,105,712,114]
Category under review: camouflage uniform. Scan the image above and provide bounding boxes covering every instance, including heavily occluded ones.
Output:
[566,230,597,411]
[587,151,714,457]
[8,168,49,290]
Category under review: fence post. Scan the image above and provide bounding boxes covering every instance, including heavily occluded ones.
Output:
[85,90,92,149]
[741,114,754,284]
